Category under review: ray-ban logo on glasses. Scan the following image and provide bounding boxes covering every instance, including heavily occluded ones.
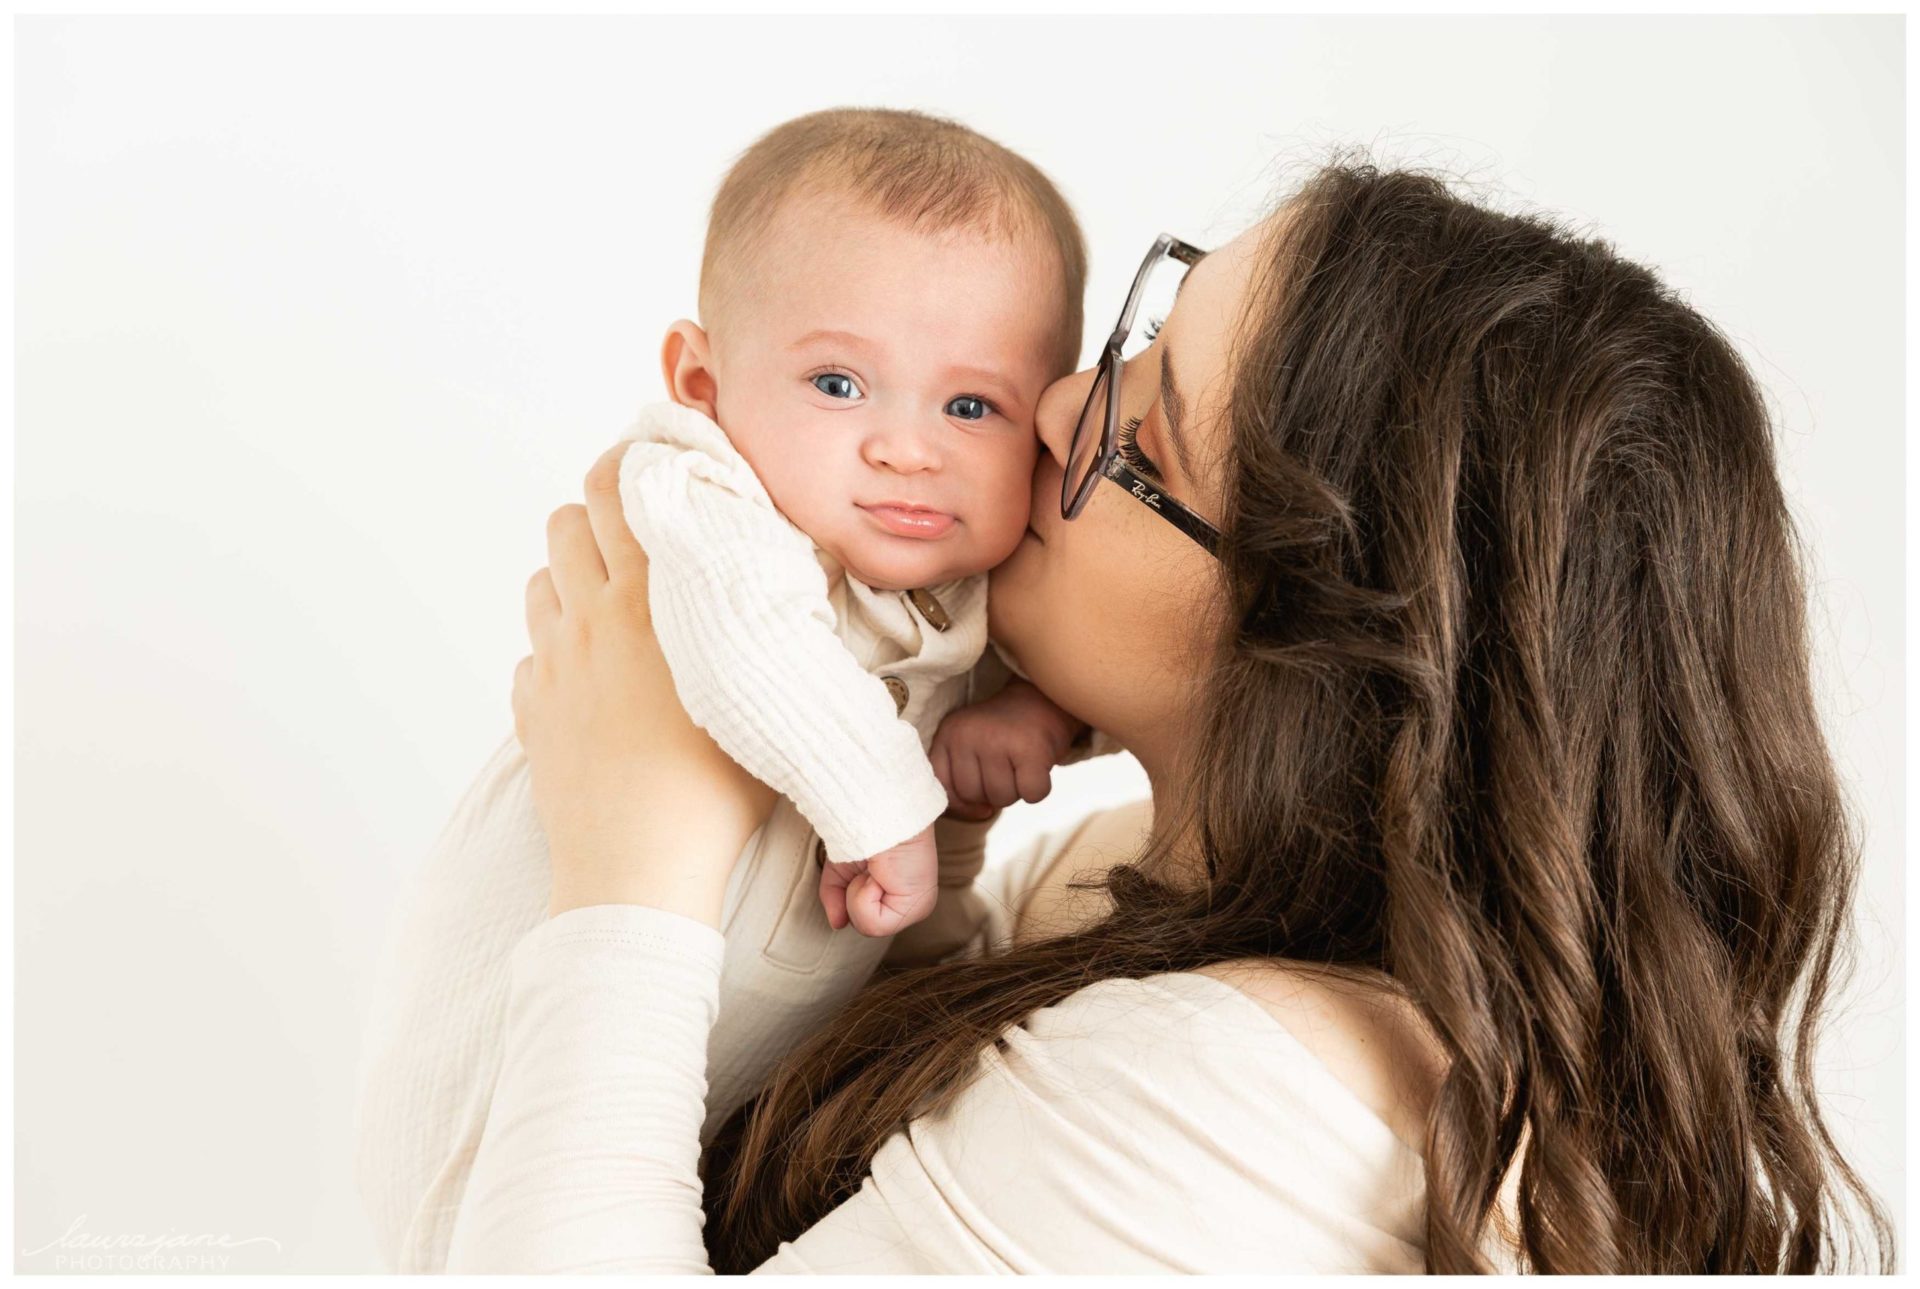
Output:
[1129,480,1162,509]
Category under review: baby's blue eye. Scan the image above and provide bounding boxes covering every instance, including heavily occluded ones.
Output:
[812,373,859,400]
[946,395,990,421]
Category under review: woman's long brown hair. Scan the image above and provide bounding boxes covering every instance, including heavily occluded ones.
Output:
[700,157,1895,1273]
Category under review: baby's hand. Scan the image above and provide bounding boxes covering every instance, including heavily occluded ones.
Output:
[818,823,938,938]
[929,679,1089,820]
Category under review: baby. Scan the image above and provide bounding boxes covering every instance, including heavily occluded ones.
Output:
[353,108,1113,1272]
[618,103,1098,932]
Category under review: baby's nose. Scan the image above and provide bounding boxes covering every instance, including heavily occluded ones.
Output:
[861,421,941,473]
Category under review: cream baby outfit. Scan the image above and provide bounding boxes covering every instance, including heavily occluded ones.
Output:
[352,400,1034,1272]
[620,400,957,864]
[436,804,1531,1274]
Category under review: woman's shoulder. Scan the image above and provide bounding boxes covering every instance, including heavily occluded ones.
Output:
[1187,957,1449,1158]
[975,798,1440,1152]
[1007,808,1444,1118]
[1056,966,1523,1270]
[881,962,1436,1272]
[854,799,1527,1272]
[1016,964,1443,1160]
[1008,804,1446,1132]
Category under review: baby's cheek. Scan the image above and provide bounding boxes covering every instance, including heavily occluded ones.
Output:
[984,485,1030,539]
[948,432,1036,562]
[971,467,1034,560]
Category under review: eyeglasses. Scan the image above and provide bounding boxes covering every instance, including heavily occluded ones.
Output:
[1063,232,1222,558]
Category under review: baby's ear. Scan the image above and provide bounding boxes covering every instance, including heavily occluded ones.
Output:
[659,320,719,421]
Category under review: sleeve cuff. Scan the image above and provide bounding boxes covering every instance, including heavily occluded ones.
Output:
[515,902,727,973]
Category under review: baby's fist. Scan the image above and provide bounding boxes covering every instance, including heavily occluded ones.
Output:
[929,679,1087,818]
[818,823,938,937]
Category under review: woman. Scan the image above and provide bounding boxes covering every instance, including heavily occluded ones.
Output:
[453,159,1892,1273]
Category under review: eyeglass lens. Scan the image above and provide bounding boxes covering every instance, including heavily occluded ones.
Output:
[1066,250,1192,511]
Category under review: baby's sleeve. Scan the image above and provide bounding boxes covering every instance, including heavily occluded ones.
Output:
[616,403,948,864]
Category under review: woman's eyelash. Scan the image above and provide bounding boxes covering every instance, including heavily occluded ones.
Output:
[1143,316,1164,343]
[1117,415,1158,476]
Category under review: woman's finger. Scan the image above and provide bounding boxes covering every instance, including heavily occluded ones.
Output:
[583,441,651,589]
[525,566,560,645]
[510,653,534,741]
[546,503,605,609]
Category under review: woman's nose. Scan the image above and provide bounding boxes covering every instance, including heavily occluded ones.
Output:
[1033,363,1100,469]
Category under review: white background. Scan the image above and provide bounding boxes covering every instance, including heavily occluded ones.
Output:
[14,14,1903,1272]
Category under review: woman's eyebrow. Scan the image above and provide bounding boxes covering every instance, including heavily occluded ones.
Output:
[1158,341,1195,478]
[1152,250,1207,475]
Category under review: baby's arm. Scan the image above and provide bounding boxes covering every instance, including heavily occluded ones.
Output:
[860,681,1094,959]
[876,808,999,969]
[617,403,948,869]
[816,821,937,938]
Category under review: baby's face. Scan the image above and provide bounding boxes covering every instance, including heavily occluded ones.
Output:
[703,189,1066,592]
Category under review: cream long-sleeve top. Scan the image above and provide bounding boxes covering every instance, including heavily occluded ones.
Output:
[442,802,1529,1274]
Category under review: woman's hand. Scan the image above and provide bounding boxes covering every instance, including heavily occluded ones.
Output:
[513,440,776,926]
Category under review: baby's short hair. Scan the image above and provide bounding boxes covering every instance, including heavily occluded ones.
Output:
[699,107,1088,377]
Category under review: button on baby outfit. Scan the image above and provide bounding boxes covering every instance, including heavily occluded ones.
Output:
[905,587,951,632]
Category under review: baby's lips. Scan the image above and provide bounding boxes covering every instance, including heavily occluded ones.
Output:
[858,502,958,540]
